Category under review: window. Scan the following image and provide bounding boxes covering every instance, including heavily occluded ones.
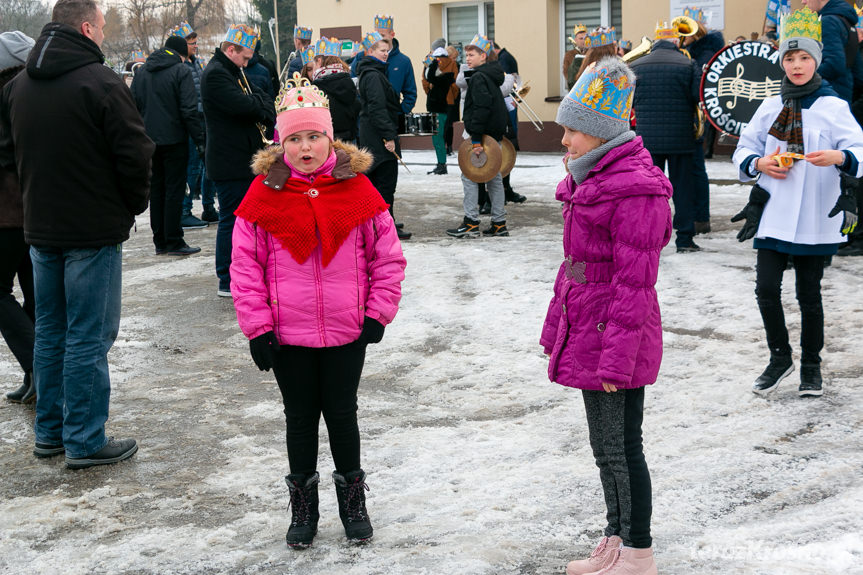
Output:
[444,2,495,56]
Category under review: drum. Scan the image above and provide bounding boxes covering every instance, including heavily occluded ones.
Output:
[397,113,438,136]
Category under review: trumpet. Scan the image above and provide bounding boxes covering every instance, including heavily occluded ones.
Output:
[672,15,700,37]
[510,80,544,132]
[238,68,274,146]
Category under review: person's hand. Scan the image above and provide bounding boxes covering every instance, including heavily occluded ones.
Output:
[730,183,771,242]
[602,382,618,393]
[356,317,385,345]
[384,140,395,153]
[249,331,280,371]
[756,146,789,180]
[472,143,483,157]
[805,149,844,167]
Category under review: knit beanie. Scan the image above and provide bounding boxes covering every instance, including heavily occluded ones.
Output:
[0,31,35,71]
[275,80,333,141]
[431,37,446,51]
[556,57,635,141]
[778,37,822,69]
[165,35,189,58]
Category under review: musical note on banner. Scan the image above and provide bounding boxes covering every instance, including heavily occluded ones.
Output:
[718,64,782,109]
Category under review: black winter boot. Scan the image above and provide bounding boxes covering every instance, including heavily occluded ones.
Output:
[482,221,509,237]
[6,371,35,404]
[798,364,823,397]
[285,472,320,548]
[333,470,373,542]
[752,355,793,395]
[427,163,448,175]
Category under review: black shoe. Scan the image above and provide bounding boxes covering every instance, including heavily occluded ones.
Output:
[427,163,448,175]
[798,364,823,397]
[504,187,526,204]
[165,244,201,256]
[479,201,491,215]
[6,371,34,404]
[34,441,65,458]
[482,221,510,237]
[395,222,404,230]
[752,356,794,395]
[66,437,138,469]
[285,472,320,548]
[201,207,219,223]
[676,241,701,253]
[397,228,413,240]
[333,470,373,542]
[155,247,167,255]
[446,217,480,238]
[181,213,208,229]
[836,243,863,256]
[694,221,711,235]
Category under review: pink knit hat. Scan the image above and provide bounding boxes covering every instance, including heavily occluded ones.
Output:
[275,73,333,140]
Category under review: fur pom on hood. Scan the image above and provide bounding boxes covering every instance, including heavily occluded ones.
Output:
[250,140,373,178]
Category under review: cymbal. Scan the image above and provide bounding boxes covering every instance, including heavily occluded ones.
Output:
[457,136,503,183]
[500,137,516,177]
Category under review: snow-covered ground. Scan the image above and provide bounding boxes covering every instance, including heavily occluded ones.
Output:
[1,149,862,575]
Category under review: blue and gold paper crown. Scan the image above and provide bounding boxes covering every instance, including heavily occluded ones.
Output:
[224,24,259,50]
[857,4,863,27]
[300,46,316,66]
[780,7,821,46]
[315,37,341,57]
[683,7,705,24]
[566,61,634,125]
[171,21,194,38]
[276,73,329,114]
[423,54,434,67]
[584,27,616,49]
[655,22,678,40]
[467,34,493,56]
[132,50,145,62]
[374,14,393,30]
[294,24,312,40]
[361,31,383,51]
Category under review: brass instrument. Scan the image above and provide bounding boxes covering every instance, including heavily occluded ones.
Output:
[621,37,651,63]
[278,50,297,83]
[510,80,544,132]
[238,68,274,145]
[622,17,698,64]
[672,15,700,38]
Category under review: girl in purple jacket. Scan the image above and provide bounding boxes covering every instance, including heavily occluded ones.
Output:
[229,74,406,548]
[541,58,672,575]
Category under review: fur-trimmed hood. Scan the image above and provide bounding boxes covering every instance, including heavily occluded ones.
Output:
[251,140,373,179]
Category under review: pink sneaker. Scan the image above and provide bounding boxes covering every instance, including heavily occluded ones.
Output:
[566,536,623,575]
[584,545,657,575]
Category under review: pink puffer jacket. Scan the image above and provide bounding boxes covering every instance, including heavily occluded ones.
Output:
[230,142,407,348]
[540,137,672,390]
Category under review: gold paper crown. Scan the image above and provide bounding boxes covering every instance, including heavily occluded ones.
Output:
[655,21,678,40]
[780,7,821,46]
[574,23,588,34]
[276,73,330,114]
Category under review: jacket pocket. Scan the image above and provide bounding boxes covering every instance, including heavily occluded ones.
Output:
[571,292,611,373]
[548,301,571,382]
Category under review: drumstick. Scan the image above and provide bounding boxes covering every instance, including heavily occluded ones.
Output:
[384,139,411,173]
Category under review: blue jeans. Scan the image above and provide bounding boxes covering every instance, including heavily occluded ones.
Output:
[184,137,215,214]
[30,244,123,458]
[213,178,252,292]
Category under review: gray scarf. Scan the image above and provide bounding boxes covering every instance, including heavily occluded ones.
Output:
[567,131,636,184]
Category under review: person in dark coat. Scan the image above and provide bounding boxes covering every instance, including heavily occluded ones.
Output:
[351,15,418,116]
[802,0,861,104]
[131,35,205,256]
[201,25,276,297]
[422,45,456,174]
[0,31,36,405]
[287,24,313,78]
[0,0,154,468]
[630,25,702,252]
[357,34,411,240]
[312,55,360,142]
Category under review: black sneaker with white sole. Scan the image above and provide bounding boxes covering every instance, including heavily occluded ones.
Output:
[66,437,138,469]
[798,364,823,397]
[752,356,794,395]
[446,217,480,238]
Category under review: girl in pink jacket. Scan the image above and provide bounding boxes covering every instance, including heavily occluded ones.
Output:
[542,58,671,575]
[230,74,406,548]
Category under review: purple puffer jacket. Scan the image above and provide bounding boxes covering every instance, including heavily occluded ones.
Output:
[540,136,672,390]
[230,142,407,348]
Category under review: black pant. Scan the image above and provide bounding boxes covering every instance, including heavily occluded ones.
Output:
[150,142,189,251]
[367,158,398,216]
[272,343,366,475]
[0,227,34,372]
[755,248,824,364]
[445,103,458,149]
[582,387,652,549]
[650,153,695,247]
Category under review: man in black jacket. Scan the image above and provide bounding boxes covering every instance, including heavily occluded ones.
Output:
[0,0,154,468]
[201,25,275,297]
[447,35,510,238]
[630,25,702,252]
[132,35,205,256]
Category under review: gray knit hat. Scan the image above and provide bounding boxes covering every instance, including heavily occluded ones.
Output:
[778,37,822,69]
[431,37,446,51]
[0,31,35,71]
[556,57,635,141]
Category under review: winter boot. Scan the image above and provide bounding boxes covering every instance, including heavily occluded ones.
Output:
[752,355,793,395]
[427,163,448,175]
[201,207,219,223]
[285,472,320,548]
[798,363,823,397]
[333,470,373,542]
[446,217,480,238]
[566,535,622,575]
[504,186,526,204]
[482,221,509,237]
[587,545,657,575]
[6,371,35,404]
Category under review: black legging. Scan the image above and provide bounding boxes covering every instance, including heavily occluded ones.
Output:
[272,342,366,475]
[755,248,824,364]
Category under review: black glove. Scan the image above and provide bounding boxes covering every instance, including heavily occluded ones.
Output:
[357,317,385,345]
[196,142,206,162]
[730,183,771,242]
[829,173,859,235]
[249,331,280,371]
